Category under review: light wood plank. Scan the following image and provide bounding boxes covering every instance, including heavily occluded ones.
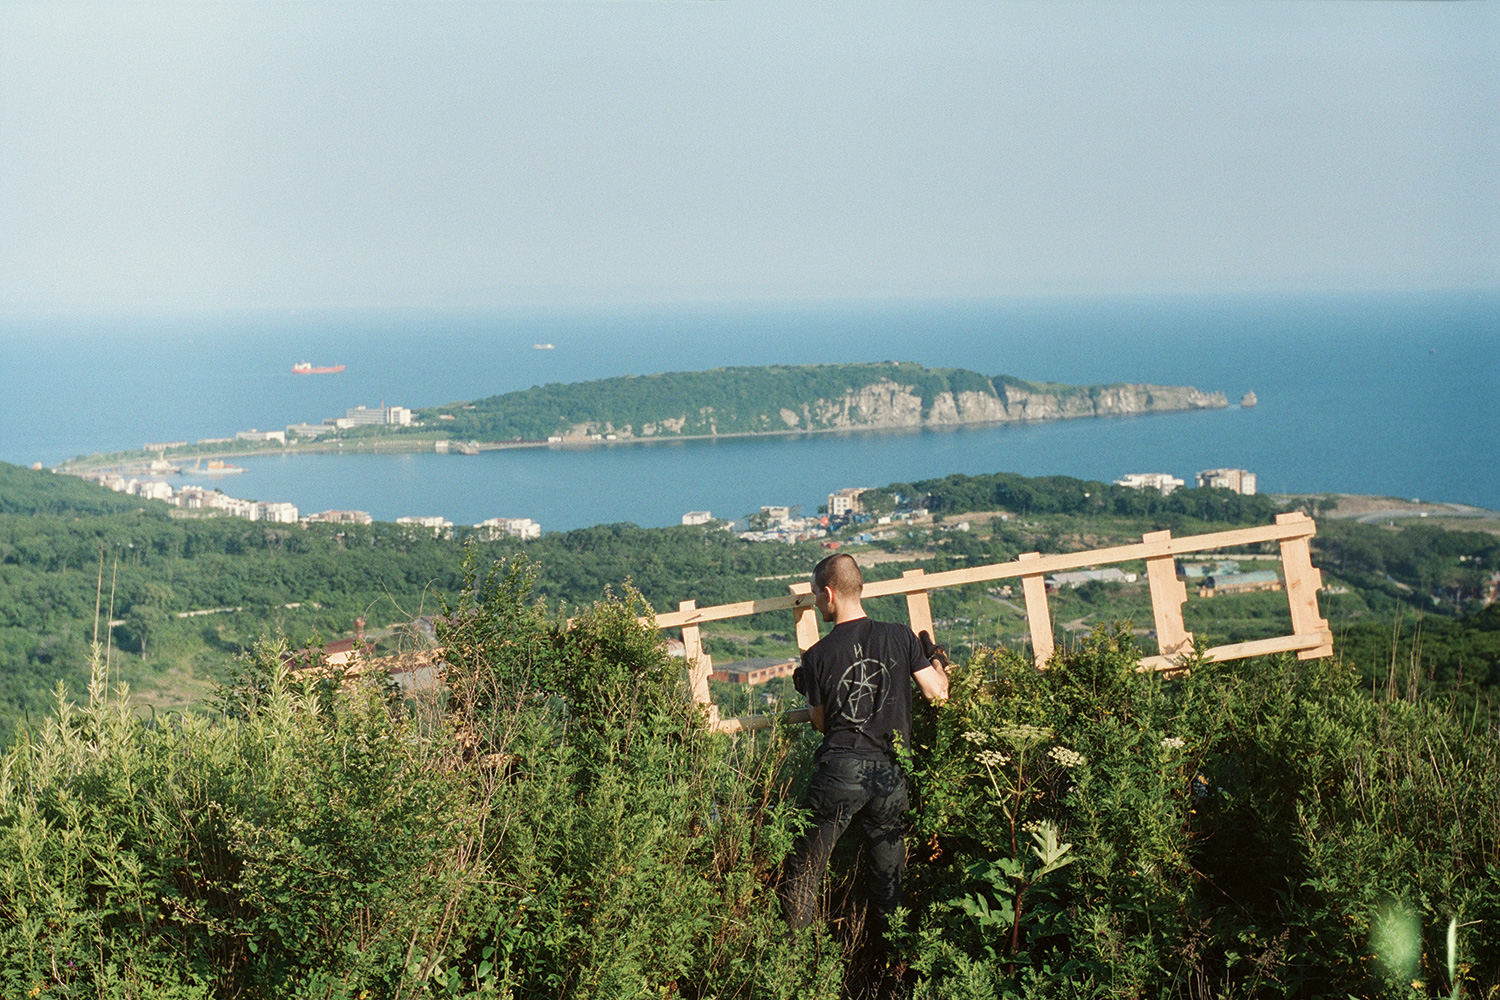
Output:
[1018,552,1054,667]
[903,568,935,644]
[790,581,821,653]
[714,707,813,734]
[1143,530,1194,659]
[1277,512,1334,659]
[1137,631,1332,672]
[679,599,713,705]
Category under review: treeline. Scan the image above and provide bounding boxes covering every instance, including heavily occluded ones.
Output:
[866,469,1292,525]
[4,460,1498,736]
[421,362,1105,440]
[0,463,827,734]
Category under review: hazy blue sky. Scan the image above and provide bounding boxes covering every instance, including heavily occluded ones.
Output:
[2,1,1495,314]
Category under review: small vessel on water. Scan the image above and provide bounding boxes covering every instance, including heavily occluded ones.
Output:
[532,343,555,351]
[200,460,247,476]
[1240,391,1258,408]
[292,361,346,374]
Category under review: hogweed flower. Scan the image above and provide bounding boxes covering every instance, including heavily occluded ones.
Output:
[1160,736,1185,750]
[1048,746,1086,768]
[976,749,1012,768]
[995,723,1053,748]
[961,730,989,745]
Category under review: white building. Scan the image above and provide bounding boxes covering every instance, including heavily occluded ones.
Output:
[1196,468,1257,495]
[1114,473,1184,495]
[760,505,792,526]
[827,488,868,517]
[306,509,374,525]
[1048,568,1139,590]
[236,429,287,445]
[344,404,413,427]
[475,517,541,541]
[287,423,333,439]
[257,502,300,523]
[681,511,714,526]
[136,480,174,502]
[397,515,454,537]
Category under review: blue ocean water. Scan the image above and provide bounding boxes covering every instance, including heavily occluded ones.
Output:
[1,291,1495,531]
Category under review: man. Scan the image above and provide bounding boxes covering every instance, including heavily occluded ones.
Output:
[782,552,950,930]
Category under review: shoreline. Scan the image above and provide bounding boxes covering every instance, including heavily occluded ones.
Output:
[55,403,1227,475]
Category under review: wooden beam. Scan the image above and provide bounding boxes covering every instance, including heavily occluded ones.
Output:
[1143,529,1194,659]
[790,581,821,653]
[714,707,812,735]
[903,568,935,643]
[1018,552,1054,667]
[1277,512,1334,659]
[648,518,1315,630]
[1137,631,1332,672]
[855,519,1314,599]
[678,599,714,706]
[651,592,807,630]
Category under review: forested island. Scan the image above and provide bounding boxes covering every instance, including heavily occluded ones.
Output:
[422,361,1227,441]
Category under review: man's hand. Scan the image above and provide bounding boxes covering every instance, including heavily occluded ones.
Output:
[918,630,949,668]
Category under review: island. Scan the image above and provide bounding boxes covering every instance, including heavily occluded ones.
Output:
[422,362,1227,442]
[55,362,1227,473]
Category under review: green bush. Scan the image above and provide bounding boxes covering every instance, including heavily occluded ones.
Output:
[899,626,1500,999]
[1,562,1495,999]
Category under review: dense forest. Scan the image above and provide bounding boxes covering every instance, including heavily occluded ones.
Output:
[3,460,1498,740]
[413,362,1223,440]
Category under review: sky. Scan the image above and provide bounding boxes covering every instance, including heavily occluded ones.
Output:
[1,1,1496,315]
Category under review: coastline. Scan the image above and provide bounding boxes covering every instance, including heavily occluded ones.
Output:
[55,403,1227,475]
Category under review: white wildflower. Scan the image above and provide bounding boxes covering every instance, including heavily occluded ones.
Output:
[976,749,1011,768]
[995,723,1053,748]
[961,730,989,745]
[1048,746,1086,769]
[1021,819,1043,834]
[1160,736,1185,750]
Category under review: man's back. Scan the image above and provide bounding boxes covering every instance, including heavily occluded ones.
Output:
[800,617,924,763]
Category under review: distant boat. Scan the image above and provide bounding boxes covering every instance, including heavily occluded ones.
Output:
[292,362,345,374]
[532,343,555,351]
[1240,391,1258,408]
[201,460,247,475]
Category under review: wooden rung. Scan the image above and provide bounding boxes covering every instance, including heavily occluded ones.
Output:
[679,599,713,705]
[714,706,812,734]
[903,569,934,643]
[789,581,821,652]
[1137,631,1332,672]
[1143,529,1194,659]
[1018,552,1054,667]
[1276,513,1333,659]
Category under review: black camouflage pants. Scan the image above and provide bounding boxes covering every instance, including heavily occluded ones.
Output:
[781,756,909,929]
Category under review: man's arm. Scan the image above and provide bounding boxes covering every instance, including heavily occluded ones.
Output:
[808,704,825,732]
[915,630,951,703]
[914,662,949,703]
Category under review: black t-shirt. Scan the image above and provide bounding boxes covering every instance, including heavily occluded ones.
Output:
[799,617,929,763]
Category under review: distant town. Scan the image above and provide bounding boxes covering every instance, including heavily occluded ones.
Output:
[73,401,542,540]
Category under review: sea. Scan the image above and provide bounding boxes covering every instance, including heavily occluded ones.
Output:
[2,291,1495,533]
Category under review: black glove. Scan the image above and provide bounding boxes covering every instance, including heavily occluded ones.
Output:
[918,630,948,668]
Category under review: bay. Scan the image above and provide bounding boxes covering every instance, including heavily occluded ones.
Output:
[2,290,1495,531]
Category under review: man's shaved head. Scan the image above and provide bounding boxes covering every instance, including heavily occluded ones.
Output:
[813,553,864,599]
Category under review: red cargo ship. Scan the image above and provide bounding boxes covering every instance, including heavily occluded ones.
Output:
[292,362,345,374]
